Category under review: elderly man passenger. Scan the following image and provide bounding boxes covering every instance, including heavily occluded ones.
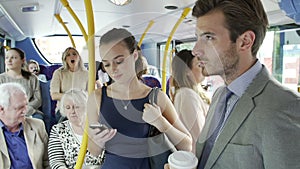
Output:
[0,82,49,169]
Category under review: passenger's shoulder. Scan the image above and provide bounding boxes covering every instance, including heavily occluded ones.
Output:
[29,74,39,80]
[0,73,8,79]
[177,87,195,95]
[24,117,45,128]
[266,78,299,100]
[51,120,69,130]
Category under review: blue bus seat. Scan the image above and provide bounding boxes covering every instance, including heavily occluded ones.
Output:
[39,80,56,133]
[166,77,172,98]
[39,64,62,81]
[142,75,161,88]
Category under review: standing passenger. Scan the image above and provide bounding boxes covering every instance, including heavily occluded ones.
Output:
[96,61,110,88]
[50,47,89,123]
[0,48,43,120]
[178,0,300,169]
[0,82,49,169]
[171,49,210,154]
[87,28,192,169]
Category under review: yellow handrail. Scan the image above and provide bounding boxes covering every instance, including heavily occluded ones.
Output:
[60,0,88,42]
[74,0,95,168]
[3,46,10,50]
[161,7,191,93]
[138,20,155,47]
[54,14,76,48]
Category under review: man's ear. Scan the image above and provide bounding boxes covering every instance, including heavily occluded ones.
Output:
[237,30,255,51]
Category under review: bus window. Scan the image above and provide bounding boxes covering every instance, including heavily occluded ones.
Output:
[258,29,300,92]
[34,36,100,64]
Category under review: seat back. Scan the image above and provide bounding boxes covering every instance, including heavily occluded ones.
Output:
[142,75,162,88]
[39,80,56,133]
[39,64,62,81]
[166,77,171,98]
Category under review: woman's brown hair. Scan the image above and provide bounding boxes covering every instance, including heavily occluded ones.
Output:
[9,48,31,80]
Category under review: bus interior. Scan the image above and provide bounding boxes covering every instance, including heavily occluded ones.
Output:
[0,1,300,168]
[0,0,299,130]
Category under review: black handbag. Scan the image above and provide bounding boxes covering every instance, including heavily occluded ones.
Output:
[148,87,176,169]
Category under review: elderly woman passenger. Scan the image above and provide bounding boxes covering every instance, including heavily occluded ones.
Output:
[48,89,103,169]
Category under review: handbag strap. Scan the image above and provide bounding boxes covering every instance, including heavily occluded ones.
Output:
[148,87,161,137]
[149,87,159,105]
[96,87,103,116]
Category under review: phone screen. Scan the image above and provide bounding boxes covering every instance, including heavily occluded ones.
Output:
[89,124,108,131]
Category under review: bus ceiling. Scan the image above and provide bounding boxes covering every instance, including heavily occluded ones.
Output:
[0,0,300,42]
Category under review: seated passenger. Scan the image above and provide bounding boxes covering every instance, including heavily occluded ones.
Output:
[48,89,103,169]
[0,48,44,120]
[27,59,47,82]
[50,47,89,123]
[0,82,49,169]
[171,49,210,153]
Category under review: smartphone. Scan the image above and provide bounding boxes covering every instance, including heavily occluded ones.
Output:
[89,124,108,131]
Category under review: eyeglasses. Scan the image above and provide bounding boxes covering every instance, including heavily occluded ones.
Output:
[64,105,81,110]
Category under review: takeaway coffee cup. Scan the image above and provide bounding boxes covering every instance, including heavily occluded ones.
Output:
[168,150,198,169]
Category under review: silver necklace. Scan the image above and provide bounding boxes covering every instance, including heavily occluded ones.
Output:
[121,100,130,110]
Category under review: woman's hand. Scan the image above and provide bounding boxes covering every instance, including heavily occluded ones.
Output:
[142,103,163,124]
[89,126,117,149]
[143,103,169,132]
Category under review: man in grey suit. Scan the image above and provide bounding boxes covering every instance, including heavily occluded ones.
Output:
[0,82,50,169]
[189,0,300,169]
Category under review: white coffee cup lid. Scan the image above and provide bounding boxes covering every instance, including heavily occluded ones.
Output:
[168,151,198,169]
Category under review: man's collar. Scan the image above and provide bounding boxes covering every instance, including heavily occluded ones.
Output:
[0,120,23,133]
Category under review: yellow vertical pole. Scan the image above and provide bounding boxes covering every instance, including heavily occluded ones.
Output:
[74,0,95,168]
[84,1,95,94]
[161,8,191,93]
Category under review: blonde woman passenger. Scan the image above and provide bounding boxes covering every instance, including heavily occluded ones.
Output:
[0,48,43,120]
[172,49,210,153]
[50,47,89,123]
[48,89,103,169]
[87,28,192,169]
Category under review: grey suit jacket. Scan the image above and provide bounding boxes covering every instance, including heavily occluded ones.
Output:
[0,118,50,169]
[196,66,300,169]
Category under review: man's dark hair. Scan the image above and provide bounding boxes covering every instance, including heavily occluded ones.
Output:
[192,0,269,57]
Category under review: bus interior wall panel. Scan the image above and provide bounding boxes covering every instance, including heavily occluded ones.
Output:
[0,45,5,74]
[16,38,49,65]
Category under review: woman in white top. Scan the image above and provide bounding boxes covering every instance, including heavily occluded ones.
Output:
[171,49,210,153]
[50,47,89,122]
